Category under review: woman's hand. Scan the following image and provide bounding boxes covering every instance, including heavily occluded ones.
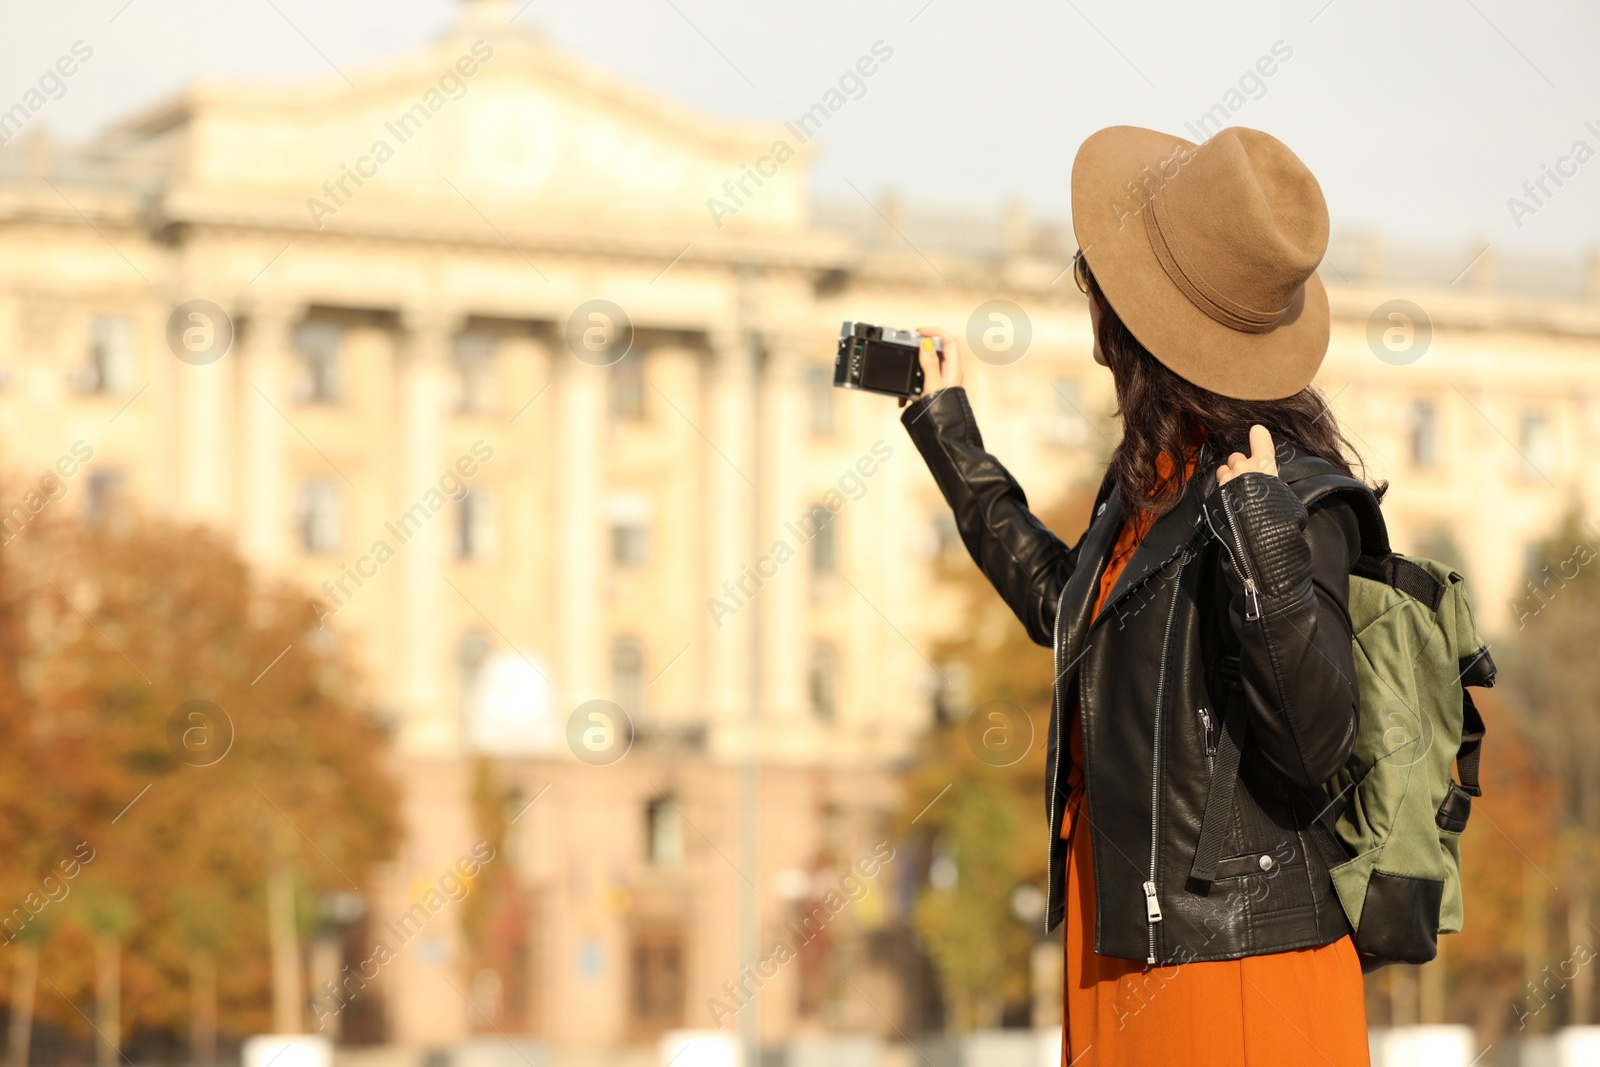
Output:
[1216,424,1279,485]
[900,326,965,407]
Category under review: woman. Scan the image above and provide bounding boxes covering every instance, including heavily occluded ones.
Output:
[900,126,1378,1065]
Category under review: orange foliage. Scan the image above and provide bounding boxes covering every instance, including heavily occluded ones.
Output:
[0,508,401,1045]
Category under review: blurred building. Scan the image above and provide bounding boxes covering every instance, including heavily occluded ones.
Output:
[1,0,1598,1057]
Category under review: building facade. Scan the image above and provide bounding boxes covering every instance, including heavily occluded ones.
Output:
[1,0,1598,1056]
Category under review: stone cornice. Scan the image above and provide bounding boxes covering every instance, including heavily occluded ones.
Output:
[4,180,1600,340]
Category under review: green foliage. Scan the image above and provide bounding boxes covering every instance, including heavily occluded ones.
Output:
[1502,512,1600,829]
[908,751,1030,1030]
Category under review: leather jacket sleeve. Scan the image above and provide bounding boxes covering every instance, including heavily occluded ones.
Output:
[1202,471,1362,787]
[901,386,1077,647]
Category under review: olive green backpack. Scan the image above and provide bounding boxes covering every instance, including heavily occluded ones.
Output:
[1192,465,1497,972]
[1293,469,1496,971]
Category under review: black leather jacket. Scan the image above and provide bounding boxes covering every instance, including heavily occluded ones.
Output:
[903,386,1365,965]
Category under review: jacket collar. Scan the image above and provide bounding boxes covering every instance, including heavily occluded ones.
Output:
[1092,471,1212,630]
[1055,481,1126,676]
[1053,467,1214,685]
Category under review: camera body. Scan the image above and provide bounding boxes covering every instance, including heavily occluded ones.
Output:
[834,322,939,400]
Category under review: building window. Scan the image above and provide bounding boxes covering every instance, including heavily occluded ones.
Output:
[610,352,646,421]
[613,638,645,718]
[806,365,837,437]
[645,797,682,868]
[84,471,127,526]
[612,522,648,567]
[456,489,497,560]
[297,481,342,555]
[294,322,343,405]
[809,643,839,722]
[454,332,497,414]
[1519,410,1553,480]
[1043,377,1086,447]
[628,928,685,1038]
[458,630,491,715]
[78,315,137,395]
[811,509,838,575]
[609,493,651,568]
[1409,400,1438,469]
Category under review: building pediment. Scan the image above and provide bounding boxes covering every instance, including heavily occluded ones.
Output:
[105,24,810,237]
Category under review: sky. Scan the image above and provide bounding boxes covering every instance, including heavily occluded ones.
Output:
[5,0,1600,260]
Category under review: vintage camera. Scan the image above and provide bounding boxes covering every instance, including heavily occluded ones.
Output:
[834,322,940,400]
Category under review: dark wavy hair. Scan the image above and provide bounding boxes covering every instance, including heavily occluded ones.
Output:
[1085,266,1382,520]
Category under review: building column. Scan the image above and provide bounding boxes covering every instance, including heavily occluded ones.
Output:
[398,306,460,755]
[759,336,806,735]
[240,301,298,573]
[178,307,233,530]
[556,338,605,713]
[704,324,757,742]
[706,320,763,1067]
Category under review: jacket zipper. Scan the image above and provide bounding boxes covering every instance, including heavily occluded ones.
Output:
[1216,489,1262,621]
[1044,575,1071,937]
[1197,706,1216,777]
[1144,547,1189,964]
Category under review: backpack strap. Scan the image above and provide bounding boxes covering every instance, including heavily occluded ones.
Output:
[1456,693,1485,797]
[1188,655,1247,884]
[1277,458,1390,562]
[1453,647,1496,797]
[1352,555,1445,611]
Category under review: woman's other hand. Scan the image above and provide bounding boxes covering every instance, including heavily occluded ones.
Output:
[1217,424,1279,485]
[900,326,965,408]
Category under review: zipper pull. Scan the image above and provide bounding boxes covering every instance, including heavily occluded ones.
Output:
[1243,578,1261,622]
[1197,707,1216,754]
[1143,880,1163,923]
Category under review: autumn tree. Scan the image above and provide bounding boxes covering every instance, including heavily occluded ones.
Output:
[0,505,401,1059]
[897,483,1099,1031]
[1491,513,1600,1031]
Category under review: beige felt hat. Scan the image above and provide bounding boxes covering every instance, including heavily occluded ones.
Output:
[1071,125,1331,401]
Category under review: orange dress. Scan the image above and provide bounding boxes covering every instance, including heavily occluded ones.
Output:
[1060,461,1370,1067]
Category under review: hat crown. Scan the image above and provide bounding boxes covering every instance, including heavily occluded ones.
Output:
[1146,127,1328,332]
[1069,123,1331,400]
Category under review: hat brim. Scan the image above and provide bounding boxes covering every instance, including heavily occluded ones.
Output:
[1071,126,1329,401]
